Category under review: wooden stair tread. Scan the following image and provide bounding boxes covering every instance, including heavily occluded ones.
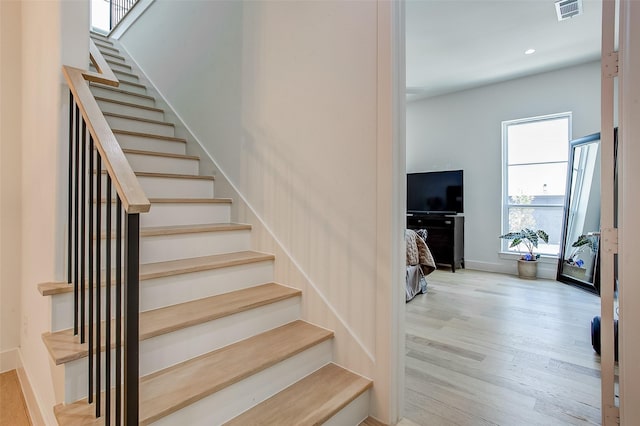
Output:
[95,43,119,53]
[135,171,214,181]
[122,148,198,160]
[88,83,154,100]
[105,59,131,69]
[100,51,126,61]
[38,250,273,296]
[148,197,231,204]
[53,321,333,425]
[97,170,212,181]
[42,283,300,365]
[94,96,163,113]
[139,320,332,424]
[225,363,372,426]
[141,223,251,236]
[360,416,388,426]
[112,129,186,143]
[102,112,173,127]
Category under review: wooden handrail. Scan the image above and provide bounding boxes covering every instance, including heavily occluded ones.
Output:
[62,40,150,214]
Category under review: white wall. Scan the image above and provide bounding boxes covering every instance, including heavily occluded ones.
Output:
[0,1,89,424]
[118,0,398,421]
[406,61,601,278]
[0,0,23,373]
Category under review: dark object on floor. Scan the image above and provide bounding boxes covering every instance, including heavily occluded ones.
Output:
[591,315,618,361]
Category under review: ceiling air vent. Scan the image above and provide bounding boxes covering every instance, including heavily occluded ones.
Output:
[555,0,583,21]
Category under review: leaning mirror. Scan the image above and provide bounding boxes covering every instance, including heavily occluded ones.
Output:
[557,133,601,293]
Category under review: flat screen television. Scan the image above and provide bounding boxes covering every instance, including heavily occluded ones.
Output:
[407,170,464,215]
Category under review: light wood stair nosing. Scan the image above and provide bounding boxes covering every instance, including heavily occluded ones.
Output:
[99,51,126,62]
[94,97,163,113]
[88,83,155,101]
[42,282,301,365]
[122,148,198,161]
[96,222,250,240]
[112,129,186,143]
[105,58,131,70]
[38,250,274,296]
[97,169,214,181]
[103,112,174,127]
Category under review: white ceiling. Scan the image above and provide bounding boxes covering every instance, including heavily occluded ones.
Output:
[406,0,602,100]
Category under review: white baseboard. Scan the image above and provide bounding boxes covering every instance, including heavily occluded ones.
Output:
[13,350,47,426]
[464,259,558,280]
[0,347,18,372]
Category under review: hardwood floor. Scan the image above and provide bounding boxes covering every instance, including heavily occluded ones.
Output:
[404,269,602,426]
[0,370,32,426]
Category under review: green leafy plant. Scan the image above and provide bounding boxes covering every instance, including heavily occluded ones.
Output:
[499,228,549,261]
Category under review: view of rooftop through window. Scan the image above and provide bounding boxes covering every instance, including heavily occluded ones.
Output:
[503,113,571,256]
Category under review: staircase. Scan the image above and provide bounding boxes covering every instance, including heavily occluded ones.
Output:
[39,32,374,425]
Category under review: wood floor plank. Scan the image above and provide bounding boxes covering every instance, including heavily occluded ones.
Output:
[405,269,602,426]
[0,370,32,426]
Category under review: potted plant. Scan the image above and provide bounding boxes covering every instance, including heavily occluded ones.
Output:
[564,234,599,280]
[499,228,549,279]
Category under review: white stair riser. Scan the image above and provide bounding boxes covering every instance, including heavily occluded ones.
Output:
[324,390,370,426]
[115,133,186,155]
[140,202,231,228]
[100,174,213,199]
[125,153,198,175]
[141,298,300,376]
[137,176,214,199]
[89,86,155,107]
[152,341,333,426]
[49,261,274,331]
[97,100,164,122]
[111,81,146,95]
[89,65,140,85]
[94,41,118,52]
[105,116,174,137]
[90,226,244,268]
[114,72,140,84]
[140,230,249,264]
[140,261,274,311]
[100,52,127,64]
[62,298,301,403]
[106,61,132,74]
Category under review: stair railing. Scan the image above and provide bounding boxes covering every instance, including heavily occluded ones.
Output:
[110,0,138,31]
[63,39,149,425]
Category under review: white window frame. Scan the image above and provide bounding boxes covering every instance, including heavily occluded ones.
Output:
[501,112,572,256]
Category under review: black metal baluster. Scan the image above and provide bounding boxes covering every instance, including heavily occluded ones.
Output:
[115,198,122,425]
[74,104,80,336]
[80,120,87,343]
[124,213,140,425]
[68,91,73,285]
[88,136,95,403]
[96,155,102,418]
[106,176,112,424]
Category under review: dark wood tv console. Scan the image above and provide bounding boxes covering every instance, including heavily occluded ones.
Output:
[407,214,464,272]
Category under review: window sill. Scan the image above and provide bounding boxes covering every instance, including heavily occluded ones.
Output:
[498,252,559,264]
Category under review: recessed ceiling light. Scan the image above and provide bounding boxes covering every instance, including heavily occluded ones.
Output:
[525,48,536,55]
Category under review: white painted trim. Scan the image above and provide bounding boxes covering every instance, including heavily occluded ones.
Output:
[14,350,46,426]
[0,348,18,372]
[388,0,406,424]
[618,0,640,423]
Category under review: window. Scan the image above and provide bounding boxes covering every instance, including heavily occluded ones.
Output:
[502,113,571,256]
